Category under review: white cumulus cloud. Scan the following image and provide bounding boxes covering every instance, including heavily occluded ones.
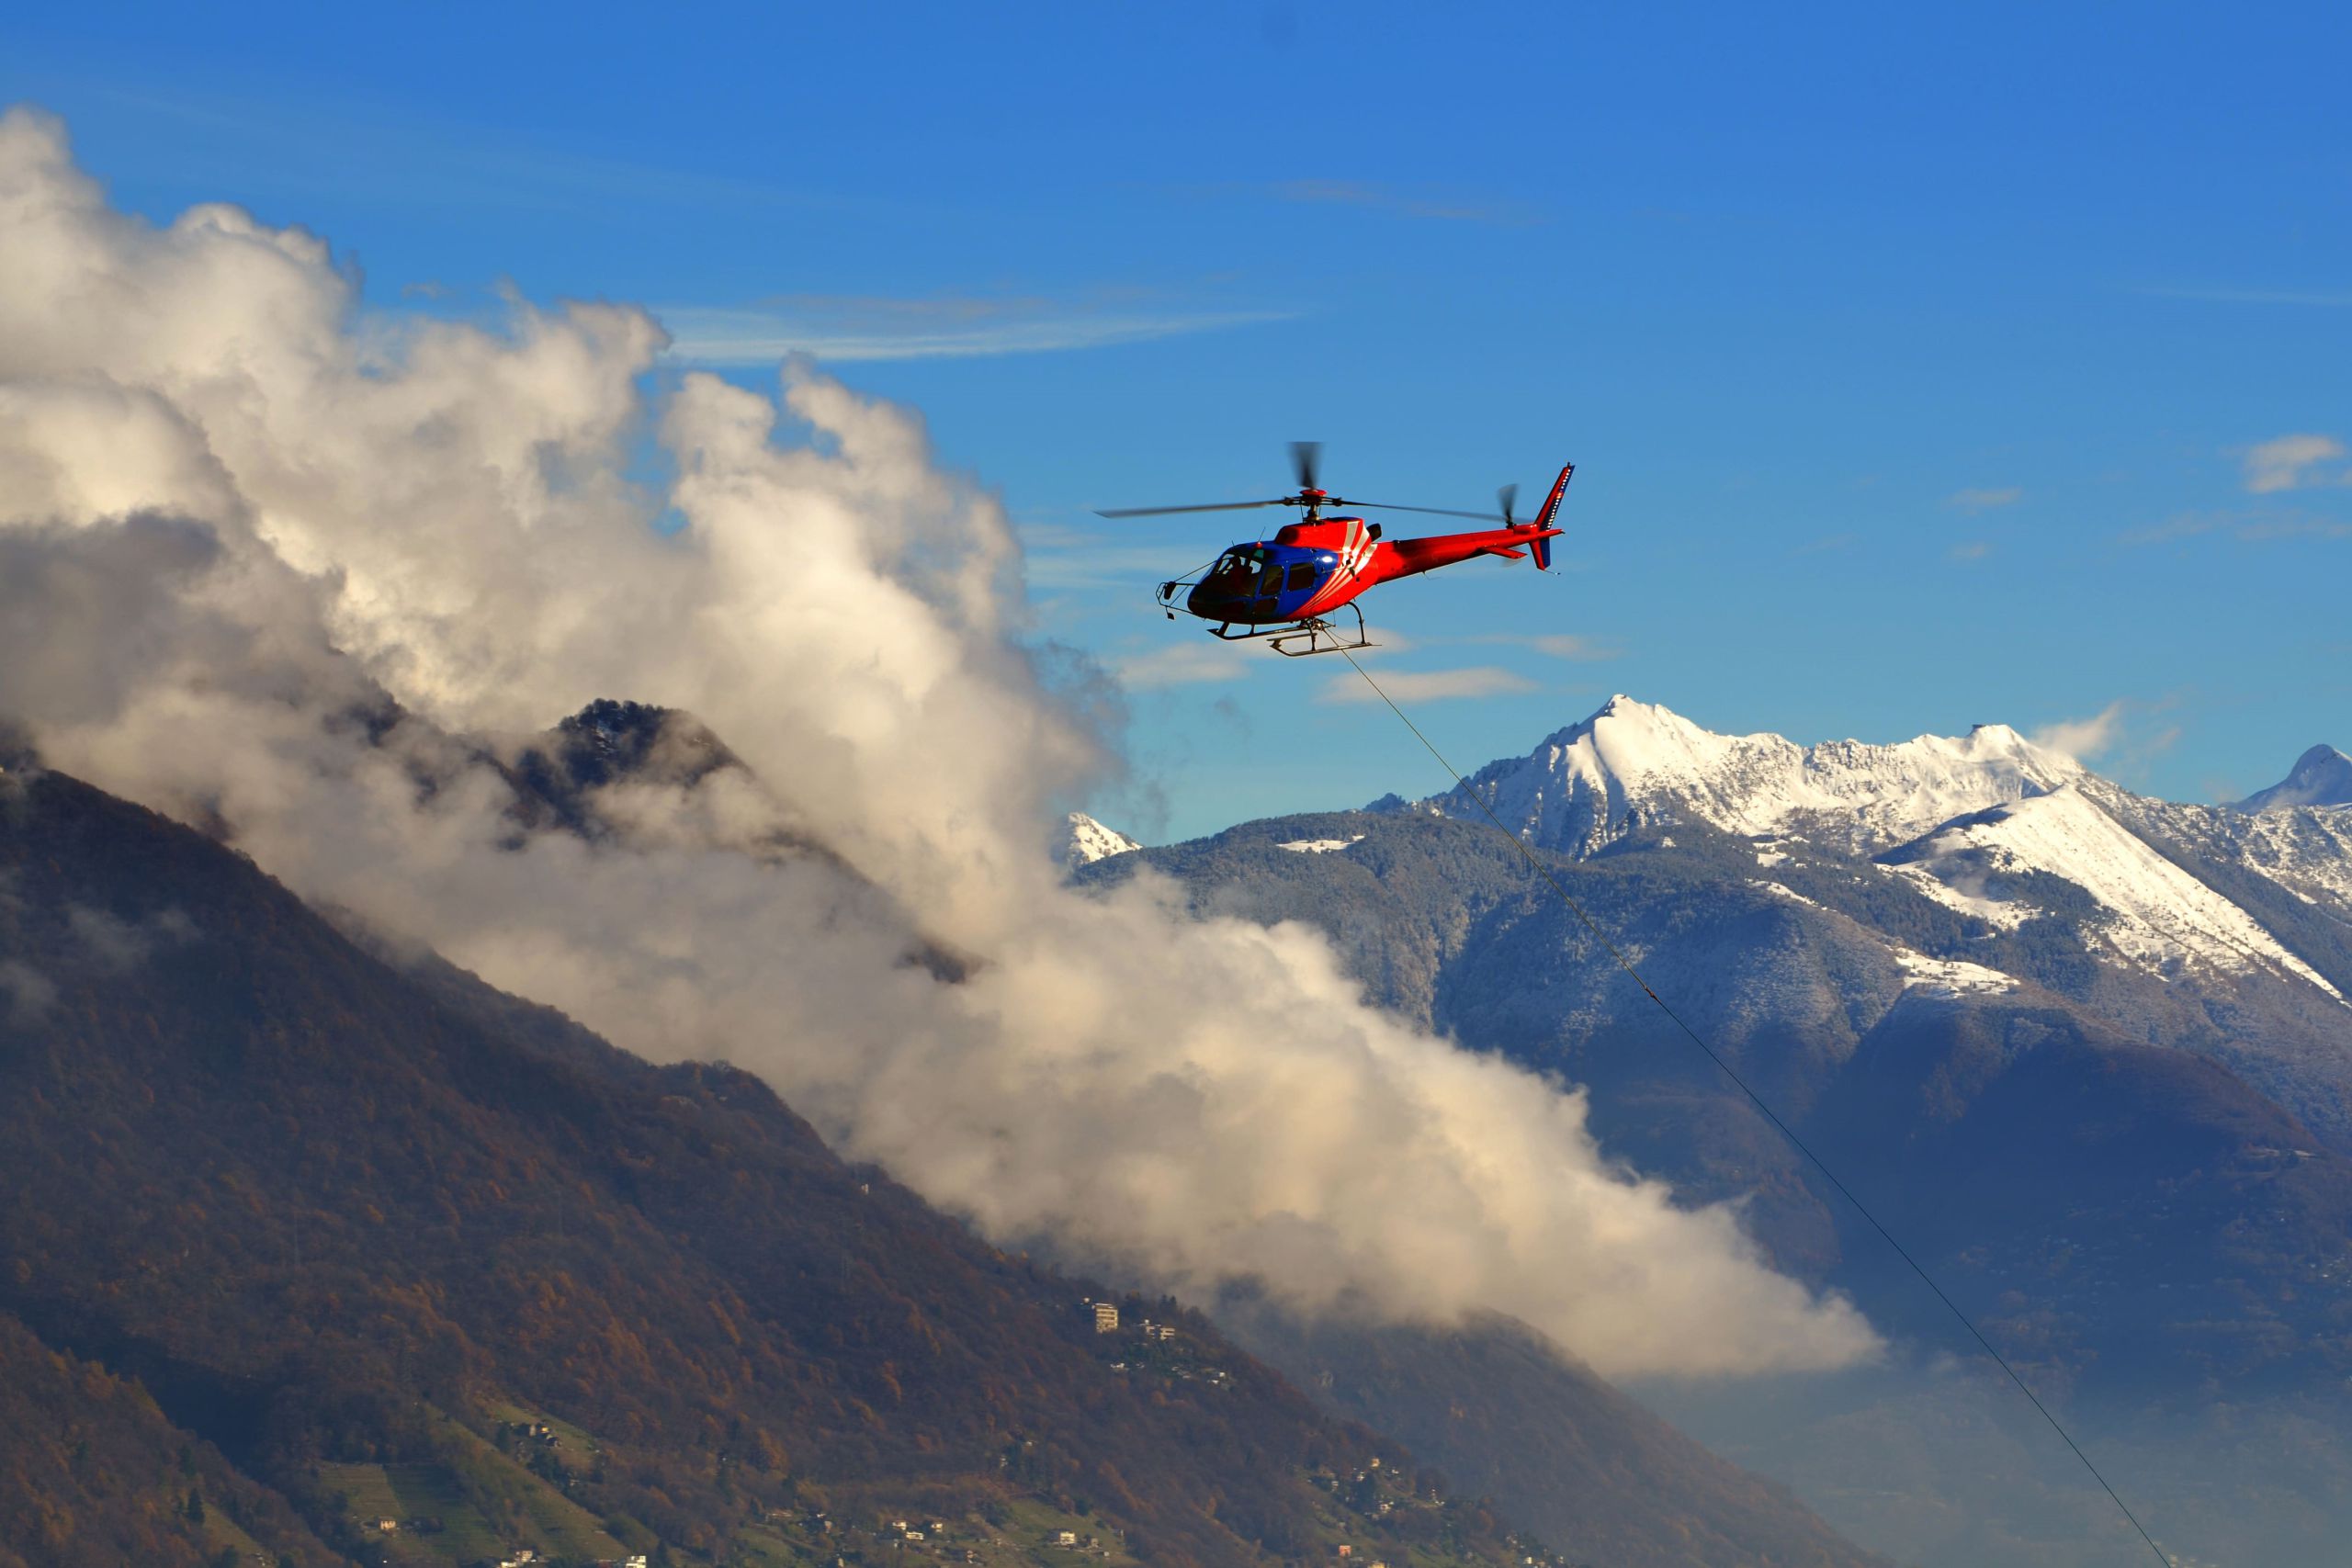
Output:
[0,106,1877,1381]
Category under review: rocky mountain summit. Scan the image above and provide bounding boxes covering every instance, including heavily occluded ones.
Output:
[1411,694,2086,857]
[2241,742,2352,812]
[1064,810,1143,868]
[1409,694,2349,1001]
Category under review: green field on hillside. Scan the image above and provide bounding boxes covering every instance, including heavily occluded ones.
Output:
[315,1405,630,1566]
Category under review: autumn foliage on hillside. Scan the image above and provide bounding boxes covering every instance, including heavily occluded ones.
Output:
[0,1312,342,1568]
[0,767,1521,1568]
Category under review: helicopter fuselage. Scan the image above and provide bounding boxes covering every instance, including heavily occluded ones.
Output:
[1179,513,1558,626]
[1182,516,1375,625]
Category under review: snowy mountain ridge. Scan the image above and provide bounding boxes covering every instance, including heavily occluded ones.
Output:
[1425,694,2086,858]
[1415,695,2350,1004]
[1886,784,2342,998]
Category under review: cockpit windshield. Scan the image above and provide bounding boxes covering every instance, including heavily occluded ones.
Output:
[1201,546,1326,602]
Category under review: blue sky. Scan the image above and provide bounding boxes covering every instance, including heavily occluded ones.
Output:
[7,2,2349,839]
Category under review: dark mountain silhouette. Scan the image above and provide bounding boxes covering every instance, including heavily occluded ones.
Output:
[488,698,968,980]
[501,698,745,840]
[0,762,1548,1568]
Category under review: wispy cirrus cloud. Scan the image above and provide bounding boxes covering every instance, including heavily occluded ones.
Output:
[1318,666,1535,705]
[661,292,1293,364]
[1466,632,1621,660]
[1016,525,1211,592]
[2137,285,2352,308]
[2116,513,2219,547]
[2120,509,2352,547]
[1271,179,1540,228]
[2241,434,2350,494]
[2235,517,2352,541]
[1948,486,2022,513]
[1114,641,1264,689]
[1113,628,1436,690]
[76,77,869,219]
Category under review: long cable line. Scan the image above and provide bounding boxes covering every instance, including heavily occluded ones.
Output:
[1335,647,2173,1568]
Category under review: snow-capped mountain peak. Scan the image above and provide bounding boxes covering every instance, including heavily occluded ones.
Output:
[1401,698,2352,1007]
[1065,811,1142,869]
[1425,694,2083,856]
[2239,744,2352,812]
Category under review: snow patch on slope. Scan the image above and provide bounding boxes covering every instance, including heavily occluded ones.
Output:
[1894,787,2342,998]
[1749,879,1826,911]
[2085,781,2352,921]
[1894,948,2020,999]
[1279,835,1364,854]
[1881,858,2035,931]
[1066,812,1142,869]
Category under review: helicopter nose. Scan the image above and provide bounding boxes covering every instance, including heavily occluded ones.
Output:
[1186,581,1238,618]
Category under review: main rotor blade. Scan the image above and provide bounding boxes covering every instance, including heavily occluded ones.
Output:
[1339,499,1513,523]
[1094,499,1290,518]
[1292,441,1322,492]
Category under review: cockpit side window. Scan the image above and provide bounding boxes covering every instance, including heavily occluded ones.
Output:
[1284,561,1317,592]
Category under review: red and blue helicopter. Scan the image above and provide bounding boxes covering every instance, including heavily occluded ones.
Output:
[1099,444,1573,656]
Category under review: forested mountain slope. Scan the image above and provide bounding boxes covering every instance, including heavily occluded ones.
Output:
[0,763,1550,1568]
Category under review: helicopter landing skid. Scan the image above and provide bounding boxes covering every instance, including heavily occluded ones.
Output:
[1209,604,1374,659]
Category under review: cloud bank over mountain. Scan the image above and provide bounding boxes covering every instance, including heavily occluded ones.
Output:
[0,105,1875,1379]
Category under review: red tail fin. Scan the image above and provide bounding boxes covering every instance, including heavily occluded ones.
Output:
[1522,461,1573,570]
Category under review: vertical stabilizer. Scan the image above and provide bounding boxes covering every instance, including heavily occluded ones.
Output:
[1522,461,1573,570]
